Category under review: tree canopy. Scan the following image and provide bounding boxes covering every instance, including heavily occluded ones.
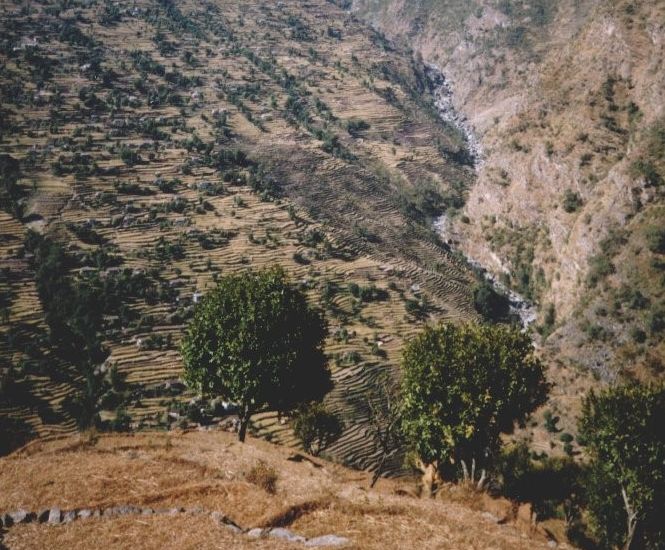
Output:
[400,322,547,486]
[292,402,343,456]
[181,266,331,441]
[578,383,665,550]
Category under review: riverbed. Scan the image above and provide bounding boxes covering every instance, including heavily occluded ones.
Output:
[426,64,538,328]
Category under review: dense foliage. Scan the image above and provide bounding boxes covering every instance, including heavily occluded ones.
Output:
[473,280,510,322]
[25,231,157,429]
[400,323,547,481]
[496,442,583,520]
[292,402,343,456]
[181,267,331,441]
[578,383,665,550]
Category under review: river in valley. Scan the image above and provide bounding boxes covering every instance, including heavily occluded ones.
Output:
[425,64,538,328]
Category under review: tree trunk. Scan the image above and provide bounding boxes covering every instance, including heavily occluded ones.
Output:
[621,487,638,550]
[416,458,442,497]
[238,408,252,443]
[370,454,387,488]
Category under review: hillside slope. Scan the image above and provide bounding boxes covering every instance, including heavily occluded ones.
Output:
[0,0,479,467]
[347,0,665,381]
[0,431,566,549]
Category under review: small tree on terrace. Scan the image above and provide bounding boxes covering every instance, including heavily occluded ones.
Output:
[367,373,403,487]
[400,322,547,495]
[181,267,331,441]
[578,383,665,550]
[292,402,343,456]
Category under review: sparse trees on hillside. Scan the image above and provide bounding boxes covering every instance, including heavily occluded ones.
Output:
[181,267,331,441]
[400,322,547,495]
[578,383,665,550]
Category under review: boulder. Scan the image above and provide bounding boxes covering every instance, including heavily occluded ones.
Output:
[224,523,243,534]
[37,509,50,523]
[8,510,34,525]
[62,510,77,523]
[246,528,266,538]
[77,509,95,520]
[269,528,306,543]
[104,505,140,517]
[209,511,226,524]
[47,508,62,525]
[210,511,243,533]
[305,534,350,547]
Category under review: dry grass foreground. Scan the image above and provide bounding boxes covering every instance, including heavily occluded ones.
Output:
[0,431,567,550]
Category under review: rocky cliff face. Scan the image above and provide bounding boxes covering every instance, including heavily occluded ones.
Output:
[348,0,665,381]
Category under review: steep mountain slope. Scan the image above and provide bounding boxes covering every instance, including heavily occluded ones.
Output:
[347,0,665,381]
[0,0,478,466]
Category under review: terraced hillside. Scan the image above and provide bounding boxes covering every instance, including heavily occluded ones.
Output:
[0,0,478,468]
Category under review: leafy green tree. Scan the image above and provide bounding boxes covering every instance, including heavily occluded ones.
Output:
[292,402,343,456]
[181,267,331,441]
[578,384,665,550]
[400,322,547,494]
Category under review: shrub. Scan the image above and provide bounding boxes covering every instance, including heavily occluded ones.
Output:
[292,403,343,456]
[119,146,141,166]
[630,159,662,187]
[587,255,615,287]
[473,281,510,322]
[543,409,560,433]
[646,226,665,254]
[245,460,278,494]
[346,118,370,137]
[562,189,583,213]
[648,308,665,335]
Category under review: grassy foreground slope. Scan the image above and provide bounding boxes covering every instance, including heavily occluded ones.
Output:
[0,431,563,549]
[0,0,476,466]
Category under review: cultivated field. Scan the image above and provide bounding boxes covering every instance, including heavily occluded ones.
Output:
[0,0,477,468]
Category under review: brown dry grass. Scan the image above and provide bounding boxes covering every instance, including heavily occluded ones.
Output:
[5,515,300,550]
[0,431,568,549]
